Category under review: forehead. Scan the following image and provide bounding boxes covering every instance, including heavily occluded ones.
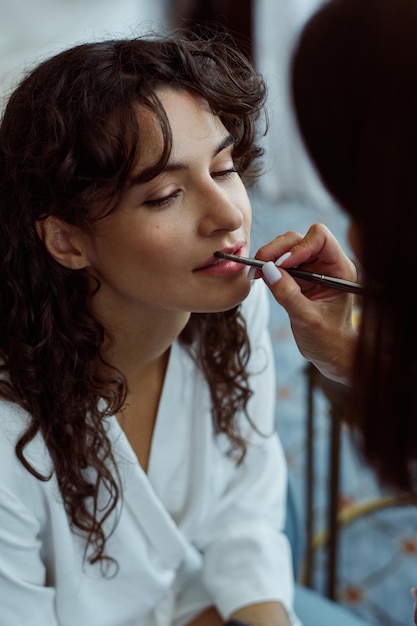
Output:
[131,88,227,176]
[132,100,165,169]
[157,88,223,146]
[156,87,211,119]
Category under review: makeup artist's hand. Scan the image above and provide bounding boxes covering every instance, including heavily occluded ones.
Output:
[253,223,358,385]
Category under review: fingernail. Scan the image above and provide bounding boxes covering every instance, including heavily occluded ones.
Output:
[247,266,257,281]
[275,251,292,267]
[262,261,282,285]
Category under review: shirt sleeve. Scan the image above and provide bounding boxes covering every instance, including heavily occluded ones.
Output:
[0,405,58,626]
[0,483,58,626]
[197,281,301,624]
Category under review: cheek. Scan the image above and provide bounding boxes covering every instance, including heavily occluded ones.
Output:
[244,201,252,234]
[129,224,192,272]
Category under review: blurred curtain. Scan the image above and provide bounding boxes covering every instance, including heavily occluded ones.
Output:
[254,0,334,208]
[0,0,168,105]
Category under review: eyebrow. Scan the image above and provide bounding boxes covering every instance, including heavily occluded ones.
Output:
[129,133,235,185]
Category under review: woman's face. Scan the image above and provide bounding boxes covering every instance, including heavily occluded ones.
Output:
[81,88,252,321]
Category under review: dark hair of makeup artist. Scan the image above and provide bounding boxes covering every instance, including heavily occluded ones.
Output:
[291,0,417,492]
[0,31,267,567]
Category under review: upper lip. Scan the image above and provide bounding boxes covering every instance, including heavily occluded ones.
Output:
[194,243,246,270]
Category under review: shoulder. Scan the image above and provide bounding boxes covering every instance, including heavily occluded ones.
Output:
[0,397,31,444]
[0,397,53,487]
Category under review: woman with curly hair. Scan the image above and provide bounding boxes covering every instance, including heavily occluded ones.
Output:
[0,32,298,626]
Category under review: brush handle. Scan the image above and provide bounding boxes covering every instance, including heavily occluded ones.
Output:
[213,252,363,296]
[286,267,363,295]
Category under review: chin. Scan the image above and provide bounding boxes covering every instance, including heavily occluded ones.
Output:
[201,280,252,313]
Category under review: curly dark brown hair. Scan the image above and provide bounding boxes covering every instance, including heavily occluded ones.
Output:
[0,30,267,567]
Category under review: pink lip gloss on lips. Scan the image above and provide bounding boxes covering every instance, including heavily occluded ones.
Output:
[194,245,248,277]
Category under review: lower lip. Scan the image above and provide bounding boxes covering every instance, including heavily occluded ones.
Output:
[194,258,247,277]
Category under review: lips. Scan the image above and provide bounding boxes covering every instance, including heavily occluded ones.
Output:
[194,243,245,271]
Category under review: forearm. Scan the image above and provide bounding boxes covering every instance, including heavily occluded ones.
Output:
[186,602,290,626]
[227,601,290,626]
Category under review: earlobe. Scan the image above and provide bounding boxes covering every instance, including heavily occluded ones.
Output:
[35,216,90,270]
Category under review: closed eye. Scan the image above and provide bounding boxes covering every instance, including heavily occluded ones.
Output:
[143,190,181,209]
[212,167,238,181]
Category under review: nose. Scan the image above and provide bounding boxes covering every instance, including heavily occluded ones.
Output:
[196,184,245,236]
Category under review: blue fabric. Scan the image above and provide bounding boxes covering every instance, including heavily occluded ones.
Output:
[287,472,372,625]
[284,474,304,574]
[294,584,371,626]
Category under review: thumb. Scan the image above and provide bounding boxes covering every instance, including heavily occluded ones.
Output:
[262,261,282,287]
[261,261,313,320]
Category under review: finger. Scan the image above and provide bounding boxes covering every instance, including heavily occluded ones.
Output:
[257,223,356,283]
[261,255,350,312]
[255,230,304,264]
[262,261,282,285]
[256,223,343,267]
[261,261,315,317]
[291,223,346,265]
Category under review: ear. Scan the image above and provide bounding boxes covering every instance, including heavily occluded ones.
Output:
[35,216,90,270]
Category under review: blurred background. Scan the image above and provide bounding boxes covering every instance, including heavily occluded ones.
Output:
[1,2,416,625]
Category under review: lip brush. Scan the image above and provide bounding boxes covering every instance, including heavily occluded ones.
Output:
[213,251,364,296]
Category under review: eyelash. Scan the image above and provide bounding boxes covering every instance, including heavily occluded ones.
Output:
[143,167,238,209]
[144,191,181,209]
[212,166,238,180]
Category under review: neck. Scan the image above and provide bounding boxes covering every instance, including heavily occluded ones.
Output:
[100,309,191,390]
[99,309,190,472]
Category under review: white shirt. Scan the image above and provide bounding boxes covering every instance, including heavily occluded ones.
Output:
[0,281,300,626]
